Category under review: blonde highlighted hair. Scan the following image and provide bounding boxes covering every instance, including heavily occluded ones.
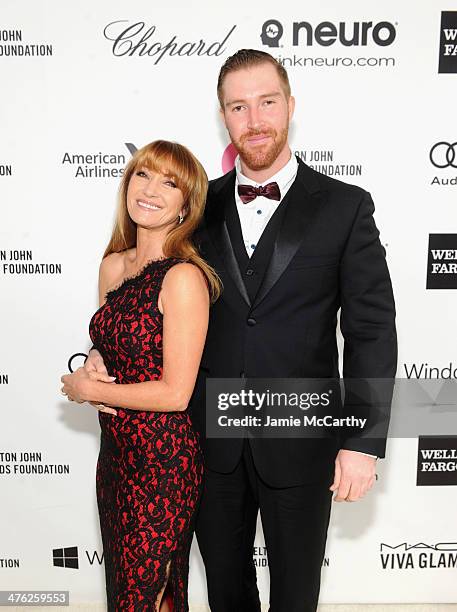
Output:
[103,140,221,301]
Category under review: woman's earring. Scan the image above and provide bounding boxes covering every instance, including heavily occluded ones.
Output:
[178,213,184,224]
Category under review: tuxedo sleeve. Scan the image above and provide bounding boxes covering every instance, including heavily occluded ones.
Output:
[339,191,397,458]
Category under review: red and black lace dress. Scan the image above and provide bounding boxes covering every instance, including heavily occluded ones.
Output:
[89,257,203,612]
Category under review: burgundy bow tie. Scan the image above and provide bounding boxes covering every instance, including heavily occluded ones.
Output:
[237,182,281,204]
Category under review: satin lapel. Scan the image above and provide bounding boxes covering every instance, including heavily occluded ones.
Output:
[252,160,322,309]
[206,172,251,307]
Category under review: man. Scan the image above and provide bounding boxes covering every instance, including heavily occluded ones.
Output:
[191,49,396,612]
[86,50,396,611]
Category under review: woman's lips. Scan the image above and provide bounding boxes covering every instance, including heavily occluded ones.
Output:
[137,199,161,211]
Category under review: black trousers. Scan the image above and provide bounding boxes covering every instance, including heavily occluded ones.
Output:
[195,440,333,612]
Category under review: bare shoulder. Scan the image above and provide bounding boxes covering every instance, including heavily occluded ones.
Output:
[163,262,207,287]
[98,251,128,304]
[161,262,209,306]
[99,252,125,284]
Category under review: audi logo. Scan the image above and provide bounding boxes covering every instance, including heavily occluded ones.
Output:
[429,142,457,169]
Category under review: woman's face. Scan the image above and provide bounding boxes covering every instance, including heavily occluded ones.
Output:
[126,166,185,231]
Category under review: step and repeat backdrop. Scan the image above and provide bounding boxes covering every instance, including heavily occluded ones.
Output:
[1,0,457,607]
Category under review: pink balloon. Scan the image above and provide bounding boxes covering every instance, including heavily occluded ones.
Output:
[221,143,237,173]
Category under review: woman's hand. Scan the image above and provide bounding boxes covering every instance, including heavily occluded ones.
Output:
[84,350,118,414]
[61,367,90,402]
[60,368,118,415]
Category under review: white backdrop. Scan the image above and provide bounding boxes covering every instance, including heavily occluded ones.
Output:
[1,0,457,606]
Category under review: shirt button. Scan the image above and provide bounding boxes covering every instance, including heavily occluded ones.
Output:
[247,318,257,326]
[246,269,254,276]
[257,210,262,215]
[250,244,256,250]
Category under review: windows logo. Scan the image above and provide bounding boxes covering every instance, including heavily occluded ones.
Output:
[52,546,79,569]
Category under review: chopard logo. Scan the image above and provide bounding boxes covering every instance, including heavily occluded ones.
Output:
[103,21,236,64]
[430,142,457,169]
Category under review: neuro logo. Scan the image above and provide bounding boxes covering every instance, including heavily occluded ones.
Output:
[438,11,457,73]
[430,142,457,169]
[53,547,79,569]
[261,20,284,47]
[261,19,396,48]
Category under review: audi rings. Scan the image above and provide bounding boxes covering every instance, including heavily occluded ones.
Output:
[430,142,457,169]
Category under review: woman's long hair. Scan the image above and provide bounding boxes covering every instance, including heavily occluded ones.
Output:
[103,140,221,301]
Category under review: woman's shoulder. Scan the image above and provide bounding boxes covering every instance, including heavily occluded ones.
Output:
[99,250,131,296]
[159,261,209,315]
[162,260,208,293]
[100,251,127,278]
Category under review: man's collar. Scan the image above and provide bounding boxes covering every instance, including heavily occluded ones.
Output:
[235,150,298,189]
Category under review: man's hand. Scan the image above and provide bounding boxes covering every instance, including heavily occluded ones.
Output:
[330,449,377,502]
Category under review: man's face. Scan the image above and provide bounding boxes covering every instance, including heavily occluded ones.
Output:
[220,62,294,171]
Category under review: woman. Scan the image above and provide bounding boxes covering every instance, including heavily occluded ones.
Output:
[61,140,220,611]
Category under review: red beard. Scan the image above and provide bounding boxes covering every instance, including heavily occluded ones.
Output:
[232,126,289,171]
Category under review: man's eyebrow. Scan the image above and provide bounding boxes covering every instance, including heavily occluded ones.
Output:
[259,91,282,99]
[225,91,282,107]
[224,98,245,107]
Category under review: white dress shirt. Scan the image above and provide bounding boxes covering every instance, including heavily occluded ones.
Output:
[235,152,298,257]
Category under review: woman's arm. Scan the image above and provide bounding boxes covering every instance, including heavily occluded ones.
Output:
[63,263,209,412]
[85,253,123,371]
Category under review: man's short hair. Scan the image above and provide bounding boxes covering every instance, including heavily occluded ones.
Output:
[217,49,291,107]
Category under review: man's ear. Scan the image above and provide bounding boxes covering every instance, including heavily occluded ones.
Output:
[288,95,295,121]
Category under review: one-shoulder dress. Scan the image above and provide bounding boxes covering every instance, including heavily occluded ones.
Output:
[89,257,203,612]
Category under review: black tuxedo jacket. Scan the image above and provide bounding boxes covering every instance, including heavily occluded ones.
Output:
[190,157,397,487]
